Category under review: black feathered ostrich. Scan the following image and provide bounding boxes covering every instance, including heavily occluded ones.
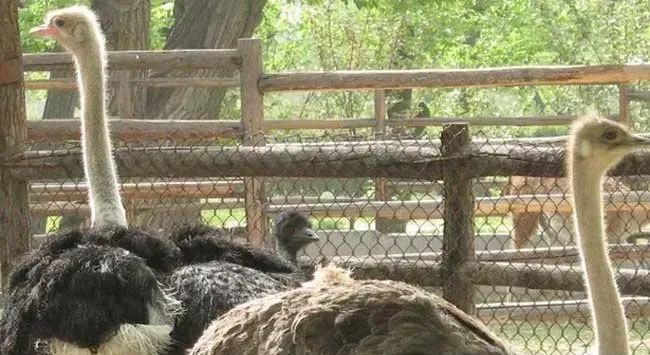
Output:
[1,8,319,355]
[0,6,182,355]
[165,211,319,354]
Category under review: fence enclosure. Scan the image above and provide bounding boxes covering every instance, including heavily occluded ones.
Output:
[3,38,650,353]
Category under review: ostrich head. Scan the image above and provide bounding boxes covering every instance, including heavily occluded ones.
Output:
[568,115,650,172]
[30,6,104,55]
[275,212,319,263]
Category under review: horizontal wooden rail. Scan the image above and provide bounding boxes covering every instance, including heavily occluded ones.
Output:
[28,119,244,142]
[476,297,650,323]
[333,259,650,296]
[25,77,240,90]
[23,50,241,72]
[334,244,650,265]
[8,142,650,181]
[265,191,650,219]
[26,116,599,143]
[28,180,247,202]
[261,64,650,92]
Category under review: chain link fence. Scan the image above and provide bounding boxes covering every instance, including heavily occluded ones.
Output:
[17,125,650,355]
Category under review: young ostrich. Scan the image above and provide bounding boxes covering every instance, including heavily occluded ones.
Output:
[165,212,319,354]
[0,7,183,355]
[189,115,643,355]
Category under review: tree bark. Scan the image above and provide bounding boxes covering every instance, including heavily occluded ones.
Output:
[146,0,267,119]
[139,0,267,230]
[0,0,31,290]
[92,0,150,117]
[41,46,77,121]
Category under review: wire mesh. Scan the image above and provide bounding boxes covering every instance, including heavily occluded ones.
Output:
[18,125,650,355]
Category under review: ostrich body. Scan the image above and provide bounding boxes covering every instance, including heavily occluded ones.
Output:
[30,6,126,228]
[190,115,644,355]
[189,265,516,355]
[166,212,319,354]
[566,115,650,354]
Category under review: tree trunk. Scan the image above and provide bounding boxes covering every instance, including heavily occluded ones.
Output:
[0,0,31,290]
[139,0,267,230]
[146,0,267,120]
[92,0,150,117]
[42,47,77,121]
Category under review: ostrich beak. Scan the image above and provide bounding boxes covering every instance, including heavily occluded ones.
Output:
[300,229,320,242]
[29,24,57,38]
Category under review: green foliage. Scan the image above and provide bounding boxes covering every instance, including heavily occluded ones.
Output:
[255,0,650,138]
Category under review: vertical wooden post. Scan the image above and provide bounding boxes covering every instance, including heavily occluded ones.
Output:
[373,90,391,233]
[619,84,630,126]
[0,0,31,291]
[239,38,268,247]
[441,123,476,314]
[373,90,386,137]
[115,71,133,119]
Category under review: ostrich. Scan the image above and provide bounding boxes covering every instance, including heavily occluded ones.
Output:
[0,6,183,355]
[189,115,644,355]
[565,115,649,354]
[165,212,319,354]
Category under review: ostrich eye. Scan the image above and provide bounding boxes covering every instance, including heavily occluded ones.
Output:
[601,130,618,141]
[54,18,65,27]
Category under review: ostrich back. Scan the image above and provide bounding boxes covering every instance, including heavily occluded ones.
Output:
[166,261,290,353]
[189,279,518,355]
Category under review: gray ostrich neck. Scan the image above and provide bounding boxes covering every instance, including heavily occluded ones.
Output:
[74,43,127,228]
[570,154,629,355]
[276,240,297,265]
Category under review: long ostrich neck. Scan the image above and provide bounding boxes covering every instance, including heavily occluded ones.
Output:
[569,152,629,355]
[74,39,127,228]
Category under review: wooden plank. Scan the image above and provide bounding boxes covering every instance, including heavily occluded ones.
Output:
[10,143,650,181]
[334,244,650,265]
[28,180,247,202]
[325,259,650,296]
[27,119,244,142]
[265,191,650,219]
[261,64,650,92]
[23,49,241,72]
[0,1,30,291]
[239,38,268,247]
[441,123,476,314]
[476,297,650,323]
[25,77,240,90]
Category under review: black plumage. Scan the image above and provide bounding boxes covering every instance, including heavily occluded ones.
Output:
[165,212,319,354]
[0,227,181,355]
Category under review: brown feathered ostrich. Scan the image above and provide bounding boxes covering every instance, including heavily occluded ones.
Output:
[189,115,644,355]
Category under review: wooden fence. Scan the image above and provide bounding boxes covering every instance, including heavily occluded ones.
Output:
[3,38,650,317]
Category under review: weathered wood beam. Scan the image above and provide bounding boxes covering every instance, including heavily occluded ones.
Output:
[379,244,650,264]
[23,49,241,72]
[27,119,244,142]
[327,260,650,296]
[25,77,240,90]
[261,64,650,92]
[8,143,650,180]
